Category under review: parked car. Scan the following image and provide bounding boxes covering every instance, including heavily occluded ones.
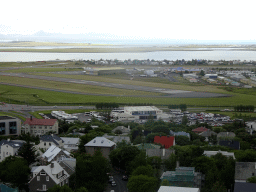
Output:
[122,175,128,181]
[108,176,114,184]
[111,181,117,186]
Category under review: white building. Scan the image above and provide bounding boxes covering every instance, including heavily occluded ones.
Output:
[158,186,200,192]
[113,106,167,121]
[203,150,235,159]
[0,139,25,162]
[60,137,80,152]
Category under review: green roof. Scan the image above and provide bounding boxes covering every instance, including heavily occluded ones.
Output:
[135,143,161,150]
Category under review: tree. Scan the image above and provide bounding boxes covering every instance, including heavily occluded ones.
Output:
[127,175,158,192]
[132,165,154,177]
[47,185,73,192]
[0,156,30,189]
[247,176,256,183]
[199,70,205,76]
[175,135,190,146]
[163,153,177,171]
[18,140,38,165]
[181,115,188,125]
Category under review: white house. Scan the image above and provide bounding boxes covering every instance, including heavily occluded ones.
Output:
[41,145,71,164]
[0,139,25,162]
[60,137,80,152]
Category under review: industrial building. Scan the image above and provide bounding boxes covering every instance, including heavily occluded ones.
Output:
[85,67,126,75]
[111,106,172,121]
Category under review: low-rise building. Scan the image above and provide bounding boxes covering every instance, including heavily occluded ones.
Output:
[154,136,175,149]
[37,134,64,151]
[23,117,58,136]
[160,167,203,189]
[0,116,21,136]
[41,145,71,164]
[84,137,116,159]
[203,150,235,159]
[235,162,256,182]
[60,137,80,152]
[0,139,25,162]
[28,161,70,192]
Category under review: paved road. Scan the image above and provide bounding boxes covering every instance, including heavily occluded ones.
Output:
[0,72,230,98]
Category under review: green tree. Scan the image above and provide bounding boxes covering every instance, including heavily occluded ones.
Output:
[181,115,188,125]
[47,185,73,192]
[18,140,38,165]
[0,156,30,189]
[163,153,177,171]
[132,165,154,177]
[247,176,256,183]
[161,179,169,186]
[175,135,190,146]
[127,175,158,192]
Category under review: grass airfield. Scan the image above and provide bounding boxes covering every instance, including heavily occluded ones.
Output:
[0,60,255,107]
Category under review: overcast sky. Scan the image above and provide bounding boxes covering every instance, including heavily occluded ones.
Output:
[0,0,255,41]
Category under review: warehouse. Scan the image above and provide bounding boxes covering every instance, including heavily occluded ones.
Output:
[85,67,126,75]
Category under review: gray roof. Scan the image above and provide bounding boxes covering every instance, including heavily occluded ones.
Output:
[217,132,236,138]
[170,131,190,138]
[146,148,175,160]
[60,137,80,145]
[40,135,63,146]
[112,126,130,134]
[85,137,116,147]
[235,162,256,182]
[199,130,217,137]
[234,182,256,192]
[103,135,130,143]
[0,140,25,148]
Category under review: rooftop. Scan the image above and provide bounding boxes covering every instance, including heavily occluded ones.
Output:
[24,118,57,126]
[85,137,116,148]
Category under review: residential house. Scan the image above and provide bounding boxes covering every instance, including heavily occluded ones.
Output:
[217,132,236,140]
[60,137,80,152]
[0,139,25,162]
[154,136,175,149]
[0,116,21,136]
[158,186,200,192]
[23,117,58,136]
[235,162,256,182]
[192,127,209,134]
[146,148,175,160]
[234,182,256,192]
[219,140,240,150]
[160,167,203,189]
[246,121,256,131]
[28,161,70,192]
[111,126,130,135]
[84,137,116,159]
[203,150,235,159]
[41,145,71,164]
[103,135,131,144]
[199,130,217,142]
[170,131,190,140]
[58,158,76,176]
[37,134,64,151]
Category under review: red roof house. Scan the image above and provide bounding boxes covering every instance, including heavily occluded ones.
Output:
[23,118,57,126]
[192,127,209,133]
[154,136,175,149]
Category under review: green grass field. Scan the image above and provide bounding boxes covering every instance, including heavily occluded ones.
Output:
[0,84,255,107]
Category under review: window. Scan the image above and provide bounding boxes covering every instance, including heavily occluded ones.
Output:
[43,185,46,191]
[34,130,37,133]
[46,176,49,181]
[0,122,6,135]
[39,126,42,129]
[9,122,17,134]
[44,143,46,146]
[49,126,52,129]
[37,176,40,181]
[253,173,255,176]
[40,171,46,175]
[49,143,51,146]
[45,126,47,129]
[30,130,33,134]
[6,152,8,155]
[41,130,44,133]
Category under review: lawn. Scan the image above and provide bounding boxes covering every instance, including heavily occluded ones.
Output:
[5,67,83,73]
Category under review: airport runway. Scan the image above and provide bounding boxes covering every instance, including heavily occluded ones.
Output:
[0,72,230,98]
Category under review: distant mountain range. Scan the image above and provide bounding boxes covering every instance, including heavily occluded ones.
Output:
[1,31,256,45]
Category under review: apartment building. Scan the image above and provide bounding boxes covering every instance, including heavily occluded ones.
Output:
[0,116,21,136]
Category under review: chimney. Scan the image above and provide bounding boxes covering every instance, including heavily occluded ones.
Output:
[30,116,32,121]
[51,162,54,168]
[176,161,180,168]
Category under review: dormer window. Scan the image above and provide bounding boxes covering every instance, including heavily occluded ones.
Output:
[40,171,46,175]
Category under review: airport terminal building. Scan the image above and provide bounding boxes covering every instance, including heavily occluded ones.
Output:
[111,106,169,121]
